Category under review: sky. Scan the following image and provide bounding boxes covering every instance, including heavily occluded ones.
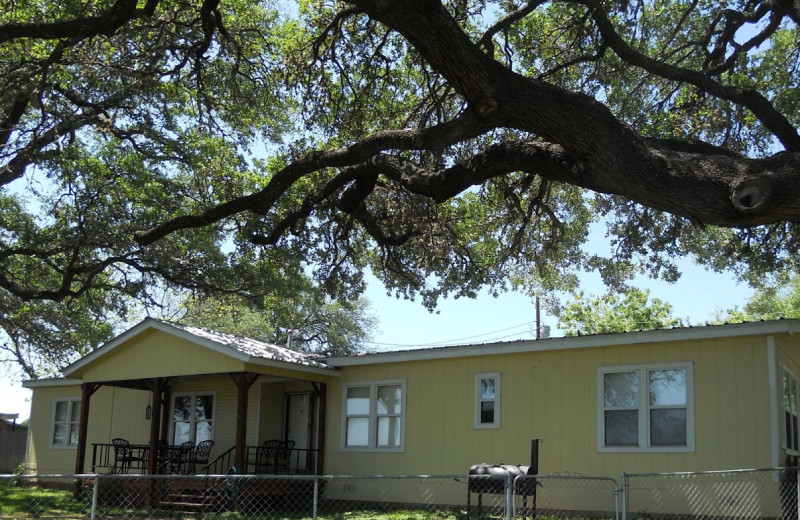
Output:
[361,259,753,351]
[0,248,755,423]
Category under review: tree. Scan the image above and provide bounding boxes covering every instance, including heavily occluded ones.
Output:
[1,0,799,354]
[722,274,800,322]
[557,288,684,335]
[178,291,377,356]
[0,290,122,379]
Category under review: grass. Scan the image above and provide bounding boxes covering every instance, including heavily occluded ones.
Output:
[0,479,88,519]
[0,480,474,520]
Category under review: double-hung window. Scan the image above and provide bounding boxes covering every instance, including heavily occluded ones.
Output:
[783,368,800,453]
[51,398,81,447]
[598,363,694,452]
[475,373,501,429]
[171,392,215,444]
[342,380,405,451]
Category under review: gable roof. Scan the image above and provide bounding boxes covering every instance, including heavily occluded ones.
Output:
[62,318,334,377]
[327,318,800,366]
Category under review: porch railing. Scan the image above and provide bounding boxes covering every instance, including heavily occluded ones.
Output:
[91,443,319,475]
[244,445,319,475]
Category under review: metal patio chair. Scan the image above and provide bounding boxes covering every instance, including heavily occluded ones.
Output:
[257,439,295,474]
[186,439,214,474]
[111,438,143,474]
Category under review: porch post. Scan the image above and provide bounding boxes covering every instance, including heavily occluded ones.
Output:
[75,382,101,475]
[230,372,259,470]
[311,382,327,475]
[74,382,101,499]
[159,385,171,442]
[146,378,170,475]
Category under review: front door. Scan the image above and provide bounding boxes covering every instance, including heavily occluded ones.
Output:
[285,392,311,471]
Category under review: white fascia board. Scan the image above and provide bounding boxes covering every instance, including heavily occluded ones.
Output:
[328,320,800,367]
[22,378,83,388]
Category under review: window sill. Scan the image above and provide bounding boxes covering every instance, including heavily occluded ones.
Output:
[340,446,405,453]
[598,445,695,453]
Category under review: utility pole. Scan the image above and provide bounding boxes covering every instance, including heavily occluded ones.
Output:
[535,296,541,340]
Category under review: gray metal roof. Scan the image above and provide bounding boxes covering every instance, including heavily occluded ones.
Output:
[161,320,329,369]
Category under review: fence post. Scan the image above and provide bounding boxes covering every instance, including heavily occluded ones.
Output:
[506,473,513,520]
[313,476,319,520]
[620,472,628,520]
[90,474,100,520]
[796,467,799,520]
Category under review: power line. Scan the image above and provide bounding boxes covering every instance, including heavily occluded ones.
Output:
[366,321,535,350]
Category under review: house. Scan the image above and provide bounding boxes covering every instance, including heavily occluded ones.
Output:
[0,413,28,473]
[20,317,800,482]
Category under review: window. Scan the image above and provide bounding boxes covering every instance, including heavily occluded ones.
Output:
[171,393,215,444]
[475,373,501,429]
[783,368,799,453]
[598,363,694,452]
[52,398,81,447]
[342,380,405,451]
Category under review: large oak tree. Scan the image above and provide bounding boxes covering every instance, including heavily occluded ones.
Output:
[1,0,799,369]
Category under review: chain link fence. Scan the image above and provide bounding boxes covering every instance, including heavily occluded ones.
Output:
[623,468,799,520]
[0,469,796,520]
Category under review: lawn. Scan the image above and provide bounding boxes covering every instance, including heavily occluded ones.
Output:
[0,479,88,519]
[0,480,473,520]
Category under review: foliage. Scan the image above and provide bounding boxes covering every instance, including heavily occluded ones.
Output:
[0,288,123,379]
[178,290,377,356]
[557,288,684,335]
[1,0,800,373]
[721,274,800,322]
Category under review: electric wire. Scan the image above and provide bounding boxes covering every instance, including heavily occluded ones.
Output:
[365,321,536,350]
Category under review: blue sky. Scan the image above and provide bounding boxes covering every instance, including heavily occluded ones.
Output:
[1,252,755,422]
[362,258,753,351]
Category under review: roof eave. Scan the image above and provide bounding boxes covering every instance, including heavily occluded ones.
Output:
[23,377,83,388]
[327,319,800,367]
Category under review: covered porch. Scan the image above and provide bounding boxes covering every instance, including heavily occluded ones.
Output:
[62,319,338,477]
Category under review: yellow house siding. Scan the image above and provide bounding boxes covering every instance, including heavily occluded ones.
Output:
[26,384,151,475]
[325,334,774,479]
[775,333,800,461]
[258,382,286,442]
[79,330,246,382]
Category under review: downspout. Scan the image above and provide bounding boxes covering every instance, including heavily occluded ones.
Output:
[767,335,781,468]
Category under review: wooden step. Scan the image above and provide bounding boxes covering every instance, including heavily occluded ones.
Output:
[159,489,221,511]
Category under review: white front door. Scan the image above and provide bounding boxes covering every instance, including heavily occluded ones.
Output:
[285,392,311,470]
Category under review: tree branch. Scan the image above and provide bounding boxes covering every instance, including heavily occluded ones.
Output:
[0,0,159,42]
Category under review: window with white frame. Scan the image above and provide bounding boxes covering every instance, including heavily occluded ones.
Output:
[171,393,215,444]
[475,372,501,429]
[783,368,799,453]
[598,363,694,452]
[342,380,405,451]
[51,398,81,447]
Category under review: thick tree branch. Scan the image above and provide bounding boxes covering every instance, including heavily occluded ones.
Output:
[0,0,159,42]
[134,112,492,245]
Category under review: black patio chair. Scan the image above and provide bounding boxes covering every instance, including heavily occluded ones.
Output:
[186,439,214,474]
[166,440,194,474]
[257,439,295,474]
[111,438,143,474]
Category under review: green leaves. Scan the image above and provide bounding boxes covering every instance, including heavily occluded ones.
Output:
[557,288,684,335]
